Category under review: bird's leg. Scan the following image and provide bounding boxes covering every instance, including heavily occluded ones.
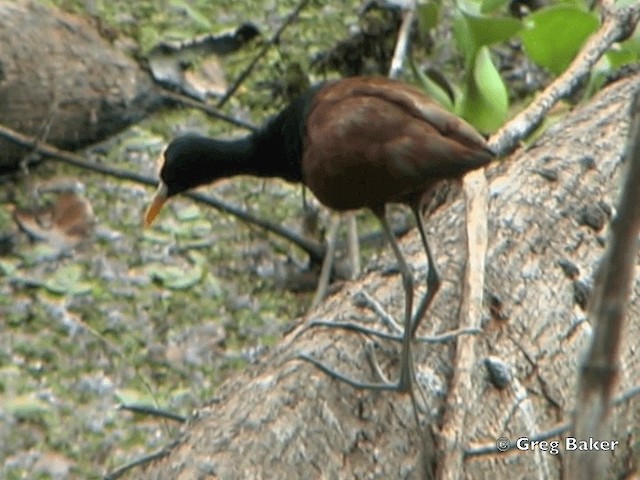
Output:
[345,212,361,280]
[298,209,415,392]
[309,214,341,311]
[410,205,441,338]
[374,211,415,391]
[307,207,475,344]
[309,212,361,313]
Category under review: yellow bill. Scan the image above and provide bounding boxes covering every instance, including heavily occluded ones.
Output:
[144,183,169,227]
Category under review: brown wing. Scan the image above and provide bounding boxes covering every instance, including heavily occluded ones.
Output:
[301,76,493,212]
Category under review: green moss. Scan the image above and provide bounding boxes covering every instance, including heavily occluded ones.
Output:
[1,0,368,477]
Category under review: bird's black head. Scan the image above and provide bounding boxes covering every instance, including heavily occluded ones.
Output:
[159,134,218,198]
[144,135,221,227]
[144,134,255,227]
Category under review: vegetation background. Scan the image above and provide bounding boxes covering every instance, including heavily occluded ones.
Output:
[0,0,637,478]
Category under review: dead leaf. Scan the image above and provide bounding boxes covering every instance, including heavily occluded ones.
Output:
[13,192,95,250]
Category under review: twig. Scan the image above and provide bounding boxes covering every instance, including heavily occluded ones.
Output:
[0,123,325,262]
[345,211,361,279]
[464,384,640,457]
[103,439,180,480]
[310,214,340,310]
[161,89,258,132]
[489,2,640,156]
[566,79,640,480]
[216,0,311,108]
[118,403,187,423]
[436,169,488,479]
[388,1,416,80]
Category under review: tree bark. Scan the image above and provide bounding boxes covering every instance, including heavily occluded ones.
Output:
[0,1,162,174]
[138,74,640,479]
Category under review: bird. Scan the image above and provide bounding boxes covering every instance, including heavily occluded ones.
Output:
[144,75,493,393]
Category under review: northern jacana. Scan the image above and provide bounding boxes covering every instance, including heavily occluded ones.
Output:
[144,76,493,393]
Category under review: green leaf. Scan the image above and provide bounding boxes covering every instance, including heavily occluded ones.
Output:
[142,229,172,244]
[584,39,640,97]
[44,264,92,296]
[19,243,60,266]
[416,2,440,33]
[521,6,599,75]
[175,204,203,222]
[188,250,208,267]
[453,11,476,65]
[606,34,640,68]
[119,129,166,152]
[203,272,224,299]
[481,0,510,13]
[614,0,638,7]
[454,11,521,65]
[161,221,196,237]
[146,262,203,290]
[115,389,155,406]
[465,14,522,49]
[456,0,482,15]
[5,395,51,420]
[408,58,454,110]
[168,0,212,30]
[456,46,508,133]
[606,48,638,68]
[190,219,213,237]
[0,258,19,276]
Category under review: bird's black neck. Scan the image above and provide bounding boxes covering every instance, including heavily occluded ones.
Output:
[162,85,323,197]
[198,136,263,178]
[250,84,323,182]
[170,125,304,194]
[192,91,315,184]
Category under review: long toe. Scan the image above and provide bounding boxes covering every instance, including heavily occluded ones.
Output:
[297,353,405,392]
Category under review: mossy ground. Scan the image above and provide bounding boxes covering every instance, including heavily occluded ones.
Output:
[0,1,382,478]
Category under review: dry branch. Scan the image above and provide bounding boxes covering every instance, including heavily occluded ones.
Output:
[566,81,640,480]
[216,0,311,108]
[389,1,417,80]
[490,2,640,156]
[437,170,488,479]
[161,90,257,132]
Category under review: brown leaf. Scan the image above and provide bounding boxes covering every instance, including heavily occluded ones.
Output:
[13,192,94,250]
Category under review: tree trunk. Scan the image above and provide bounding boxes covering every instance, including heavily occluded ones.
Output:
[0,1,162,174]
[139,74,640,479]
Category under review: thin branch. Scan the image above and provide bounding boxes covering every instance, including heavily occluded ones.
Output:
[388,1,416,80]
[345,211,361,279]
[118,403,187,423]
[0,123,325,262]
[161,89,258,132]
[216,0,311,108]
[103,440,180,480]
[310,214,340,310]
[566,79,640,480]
[489,3,640,156]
